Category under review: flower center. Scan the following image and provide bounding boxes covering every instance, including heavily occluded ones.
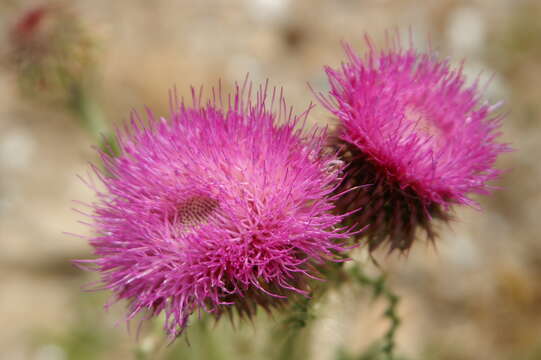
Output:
[177,196,219,229]
[404,106,441,139]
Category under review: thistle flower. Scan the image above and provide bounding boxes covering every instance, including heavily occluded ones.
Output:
[8,4,95,100]
[318,36,509,252]
[10,5,49,44]
[76,82,352,337]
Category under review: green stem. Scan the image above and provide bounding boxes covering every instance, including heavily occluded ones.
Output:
[69,81,119,156]
[270,296,314,360]
[349,264,401,360]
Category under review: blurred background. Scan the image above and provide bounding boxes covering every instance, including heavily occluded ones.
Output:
[0,0,539,359]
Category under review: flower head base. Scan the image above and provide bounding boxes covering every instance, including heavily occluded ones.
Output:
[318,36,509,252]
[77,82,352,337]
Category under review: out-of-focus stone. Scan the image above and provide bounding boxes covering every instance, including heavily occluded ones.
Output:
[447,6,486,55]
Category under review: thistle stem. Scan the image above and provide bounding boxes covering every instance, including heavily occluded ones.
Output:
[349,264,401,360]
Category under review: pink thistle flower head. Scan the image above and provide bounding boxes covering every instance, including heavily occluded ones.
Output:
[8,4,95,98]
[77,81,352,337]
[318,35,509,252]
[10,5,49,43]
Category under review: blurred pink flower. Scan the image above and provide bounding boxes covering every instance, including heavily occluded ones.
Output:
[318,36,509,252]
[8,4,95,98]
[10,5,49,44]
[76,82,353,337]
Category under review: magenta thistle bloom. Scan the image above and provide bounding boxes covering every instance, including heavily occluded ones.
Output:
[76,82,352,337]
[318,36,509,252]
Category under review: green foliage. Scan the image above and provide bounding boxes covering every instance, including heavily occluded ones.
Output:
[36,292,114,360]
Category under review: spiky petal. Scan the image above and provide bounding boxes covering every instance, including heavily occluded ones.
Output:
[318,36,509,252]
[77,82,352,337]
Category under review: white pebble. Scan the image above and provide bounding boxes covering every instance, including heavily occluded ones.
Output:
[447,7,486,55]
[0,130,35,170]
